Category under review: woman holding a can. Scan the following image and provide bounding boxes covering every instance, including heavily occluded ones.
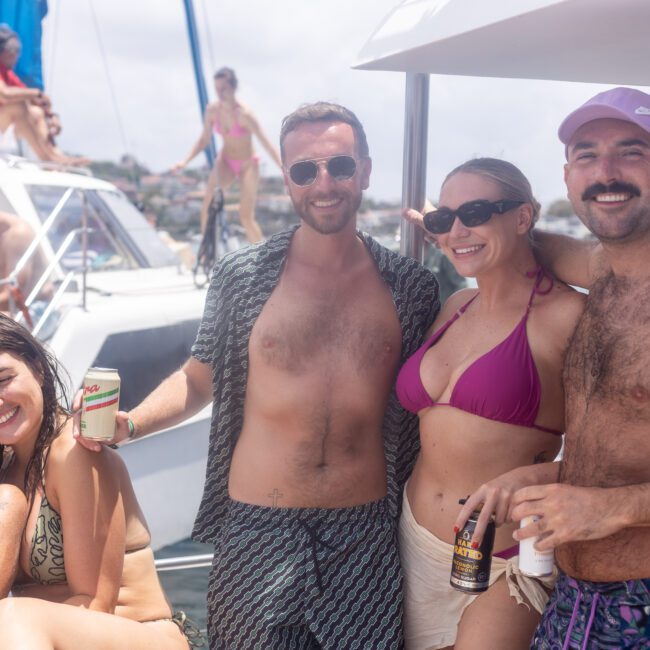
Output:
[397,158,585,649]
[0,314,201,648]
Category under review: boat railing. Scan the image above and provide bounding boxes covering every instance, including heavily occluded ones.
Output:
[2,187,93,335]
[154,553,213,573]
[3,154,93,177]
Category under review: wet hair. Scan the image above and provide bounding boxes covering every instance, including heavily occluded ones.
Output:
[443,157,541,228]
[0,24,19,54]
[0,315,70,498]
[279,102,370,163]
[213,67,238,90]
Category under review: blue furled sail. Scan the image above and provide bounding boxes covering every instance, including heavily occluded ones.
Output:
[0,0,48,89]
[181,0,216,166]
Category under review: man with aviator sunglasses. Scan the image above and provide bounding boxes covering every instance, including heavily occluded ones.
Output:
[78,101,439,648]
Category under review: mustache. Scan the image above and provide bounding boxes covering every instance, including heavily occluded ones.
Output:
[581,181,641,201]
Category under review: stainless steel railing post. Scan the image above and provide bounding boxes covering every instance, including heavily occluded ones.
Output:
[400,72,430,262]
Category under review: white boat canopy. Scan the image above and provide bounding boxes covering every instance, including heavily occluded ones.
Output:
[355,0,650,86]
[354,0,650,259]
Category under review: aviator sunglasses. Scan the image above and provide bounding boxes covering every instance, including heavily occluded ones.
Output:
[423,199,525,234]
[288,155,358,186]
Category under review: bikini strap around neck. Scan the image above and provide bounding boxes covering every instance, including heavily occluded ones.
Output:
[525,266,553,312]
[458,292,479,315]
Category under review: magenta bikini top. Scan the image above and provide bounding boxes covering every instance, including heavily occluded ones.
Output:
[396,268,562,435]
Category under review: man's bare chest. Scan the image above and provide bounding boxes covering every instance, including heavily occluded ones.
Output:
[250,281,402,376]
[565,280,650,413]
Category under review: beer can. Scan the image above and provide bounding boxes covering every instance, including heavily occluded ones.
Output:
[80,367,120,441]
[450,509,495,593]
[518,516,554,577]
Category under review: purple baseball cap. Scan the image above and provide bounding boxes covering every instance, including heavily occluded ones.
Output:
[558,87,650,148]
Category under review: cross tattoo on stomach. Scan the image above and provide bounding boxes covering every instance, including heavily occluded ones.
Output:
[268,489,284,507]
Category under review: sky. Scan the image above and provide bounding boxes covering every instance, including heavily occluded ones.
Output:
[39,0,635,209]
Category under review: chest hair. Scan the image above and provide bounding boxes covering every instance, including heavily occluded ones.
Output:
[565,272,650,413]
[254,283,399,376]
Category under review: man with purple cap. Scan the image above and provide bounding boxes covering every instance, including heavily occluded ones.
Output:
[512,86,650,647]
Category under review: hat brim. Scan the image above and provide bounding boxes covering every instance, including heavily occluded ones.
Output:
[558,105,650,145]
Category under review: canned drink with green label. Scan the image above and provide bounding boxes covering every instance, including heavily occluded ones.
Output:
[80,367,120,441]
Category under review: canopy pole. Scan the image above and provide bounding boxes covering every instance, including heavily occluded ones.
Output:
[400,72,429,261]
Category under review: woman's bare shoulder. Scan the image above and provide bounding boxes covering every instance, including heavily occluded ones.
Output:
[442,287,478,317]
[425,287,477,336]
[534,279,586,342]
[542,279,586,315]
[48,420,124,491]
[236,100,254,117]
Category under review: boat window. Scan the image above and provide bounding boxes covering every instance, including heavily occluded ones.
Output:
[26,185,138,272]
[0,187,15,213]
[90,319,200,411]
[95,190,179,268]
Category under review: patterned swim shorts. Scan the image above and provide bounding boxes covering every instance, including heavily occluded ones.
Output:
[207,498,404,649]
[531,571,650,649]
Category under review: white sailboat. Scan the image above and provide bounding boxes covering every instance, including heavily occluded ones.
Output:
[0,0,229,552]
[0,156,211,551]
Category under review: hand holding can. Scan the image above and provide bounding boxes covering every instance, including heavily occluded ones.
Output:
[80,368,120,441]
[450,501,496,593]
[518,515,554,576]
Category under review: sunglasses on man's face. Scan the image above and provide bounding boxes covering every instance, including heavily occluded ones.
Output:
[423,199,525,234]
[288,155,358,186]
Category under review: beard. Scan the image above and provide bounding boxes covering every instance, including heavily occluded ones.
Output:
[572,181,650,243]
[294,190,362,235]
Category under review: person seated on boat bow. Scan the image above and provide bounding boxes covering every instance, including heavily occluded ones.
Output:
[0,210,52,325]
[399,158,585,649]
[0,315,203,649]
[172,66,282,242]
[0,24,88,167]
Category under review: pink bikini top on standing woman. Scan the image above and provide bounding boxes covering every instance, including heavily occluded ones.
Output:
[213,108,249,137]
[396,267,562,435]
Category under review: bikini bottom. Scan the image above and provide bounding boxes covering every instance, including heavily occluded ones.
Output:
[153,611,206,648]
[399,487,557,649]
[221,153,260,178]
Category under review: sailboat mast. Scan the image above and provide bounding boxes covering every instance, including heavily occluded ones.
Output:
[181,0,217,166]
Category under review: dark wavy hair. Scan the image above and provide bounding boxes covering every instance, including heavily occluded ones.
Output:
[0,24,19,54]
[0,315,71,498]
[213,66,238,90]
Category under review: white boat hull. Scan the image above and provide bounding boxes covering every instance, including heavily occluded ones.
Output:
[118,410,211,551]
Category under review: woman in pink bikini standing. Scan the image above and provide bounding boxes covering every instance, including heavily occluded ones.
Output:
[174,67,282,242]
[397,158,585,649]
